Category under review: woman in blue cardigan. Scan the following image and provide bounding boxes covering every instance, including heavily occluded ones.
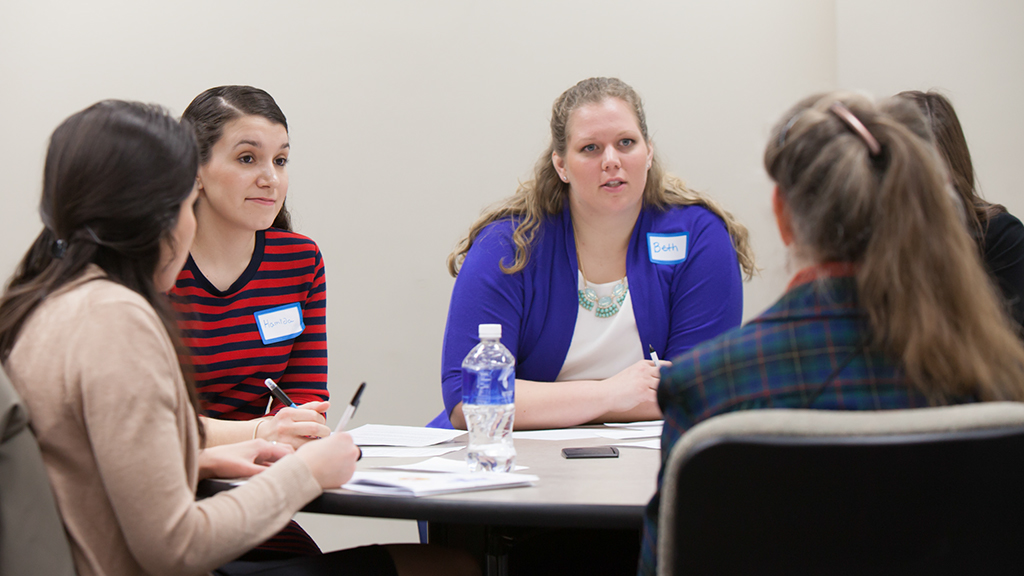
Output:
[432,78,755,430]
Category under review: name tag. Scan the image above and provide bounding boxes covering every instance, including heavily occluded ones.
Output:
[254,303,305,345]
[647,232,688,264]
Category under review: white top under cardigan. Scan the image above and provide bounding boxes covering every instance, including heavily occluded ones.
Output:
[556,272,645,381]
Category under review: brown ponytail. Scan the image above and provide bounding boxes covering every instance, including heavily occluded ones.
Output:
[766,92,1024,402]
[0,101,207,439]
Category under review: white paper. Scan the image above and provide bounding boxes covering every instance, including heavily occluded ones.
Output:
[343,471,538,497]
[511,428,603,441]
[360,446,463,458]
[611,439,661,450]
[594,427,662,440]
[603,420,664,428]
[382,457,527,473]
[348,424,465,447]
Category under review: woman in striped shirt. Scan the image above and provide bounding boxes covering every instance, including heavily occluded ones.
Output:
[169,85,331,559]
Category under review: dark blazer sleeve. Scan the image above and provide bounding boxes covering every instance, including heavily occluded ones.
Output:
[983,211,1024,333]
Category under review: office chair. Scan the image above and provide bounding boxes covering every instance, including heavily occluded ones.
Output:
[657,403,1024,576]
[0,365,77,575]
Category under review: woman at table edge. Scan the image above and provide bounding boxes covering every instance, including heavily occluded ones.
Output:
[431,77,756,430]
[896,90,1024,334]
[637,91,1024,575]
[0,100,477,576]
[170,86,332,451]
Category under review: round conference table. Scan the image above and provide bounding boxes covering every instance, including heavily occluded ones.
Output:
[201,429,662,575]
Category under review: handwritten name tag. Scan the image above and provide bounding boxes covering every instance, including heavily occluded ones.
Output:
[254,302,305,345]
[647,232,688,265]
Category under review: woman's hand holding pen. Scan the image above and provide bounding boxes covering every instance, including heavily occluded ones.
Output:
[197,439,294,480]
[296,431,361,489]
[600,358,672,413]
[257,401,332,449]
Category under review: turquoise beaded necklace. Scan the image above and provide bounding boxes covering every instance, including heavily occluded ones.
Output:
[578,274,629,318]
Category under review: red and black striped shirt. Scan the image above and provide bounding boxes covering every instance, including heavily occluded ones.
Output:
[169,228,329,420]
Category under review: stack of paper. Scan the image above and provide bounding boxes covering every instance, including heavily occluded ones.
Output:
[606,421,662,450]
[341,424,537,495]
[348,424,464,447]
[512,428,603,441]
[360,446,463,458]
[512,420,663,441]
[610,439,661,450]
[382,457,527,473]
[343,470,538,497]
[604,420,664,428]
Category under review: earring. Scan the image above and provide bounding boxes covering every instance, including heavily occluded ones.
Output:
[560,173,568,182]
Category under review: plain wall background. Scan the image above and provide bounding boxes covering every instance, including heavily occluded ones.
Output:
[1,0,1020,553]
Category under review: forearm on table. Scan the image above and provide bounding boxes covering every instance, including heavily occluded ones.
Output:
[166,455,322,573]
[449,379,616,431]
[594,400,662,424]
[200,415,265,447]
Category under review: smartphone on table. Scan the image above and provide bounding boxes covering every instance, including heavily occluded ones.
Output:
[561,446,619,459]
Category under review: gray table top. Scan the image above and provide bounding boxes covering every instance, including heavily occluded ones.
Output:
[203,430,661,529]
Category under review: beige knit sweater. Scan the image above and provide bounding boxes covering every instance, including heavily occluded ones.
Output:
[5,267,323,576]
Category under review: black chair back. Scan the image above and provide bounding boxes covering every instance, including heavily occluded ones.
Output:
[659,405,1024,576]
[0,366,77,575]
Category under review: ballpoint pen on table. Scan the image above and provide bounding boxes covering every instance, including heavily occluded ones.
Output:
[334,382,367,433]
[263,378,298,409]
[648,344,662,369]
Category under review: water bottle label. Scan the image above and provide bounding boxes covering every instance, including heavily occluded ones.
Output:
[462,366,515,405]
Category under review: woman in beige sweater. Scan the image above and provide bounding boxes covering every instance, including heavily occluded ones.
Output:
[0,101,474,576]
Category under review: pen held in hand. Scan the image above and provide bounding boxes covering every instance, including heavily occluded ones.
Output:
[334,382,367,433]
[264,378,298,409]
[648,344,662,369]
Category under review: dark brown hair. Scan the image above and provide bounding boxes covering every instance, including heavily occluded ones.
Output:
[766,91,1024,402]
[0,100,206,437]
[897,90,1005,238]
[182,85,292,230]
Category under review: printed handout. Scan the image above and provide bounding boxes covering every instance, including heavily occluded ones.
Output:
[348,424,465,447]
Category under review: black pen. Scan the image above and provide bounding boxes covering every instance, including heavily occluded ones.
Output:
[648,344,662,369]
[334,382,366,433]
[264,378,298,409]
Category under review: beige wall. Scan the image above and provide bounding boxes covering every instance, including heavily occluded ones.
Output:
[0,0,836,430]
[0,0,1019,552]
[836,0,1024,217]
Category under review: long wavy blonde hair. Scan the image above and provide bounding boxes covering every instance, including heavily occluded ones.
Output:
[447,77,755,279]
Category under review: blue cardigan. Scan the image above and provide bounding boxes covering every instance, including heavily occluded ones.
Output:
[428,203,743,428]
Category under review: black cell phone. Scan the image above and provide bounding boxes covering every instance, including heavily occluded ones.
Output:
[561,446,619,459]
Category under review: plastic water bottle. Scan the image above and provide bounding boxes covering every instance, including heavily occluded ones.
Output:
[462,324,516,472]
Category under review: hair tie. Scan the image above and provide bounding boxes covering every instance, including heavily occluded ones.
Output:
[829,102,881,157]
[51,239,67,259]
[85,226,104,245]
[777,112,802,147]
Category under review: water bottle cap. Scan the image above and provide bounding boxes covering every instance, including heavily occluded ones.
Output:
[478,323,502,339]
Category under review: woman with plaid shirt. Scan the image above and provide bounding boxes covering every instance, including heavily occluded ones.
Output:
[639,92,1024,575]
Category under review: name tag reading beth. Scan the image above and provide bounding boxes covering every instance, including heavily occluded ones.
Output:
[254,303,305,345]
[647,232,688,265]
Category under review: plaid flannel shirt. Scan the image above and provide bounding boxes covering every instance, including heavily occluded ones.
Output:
[638,265,948,575]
